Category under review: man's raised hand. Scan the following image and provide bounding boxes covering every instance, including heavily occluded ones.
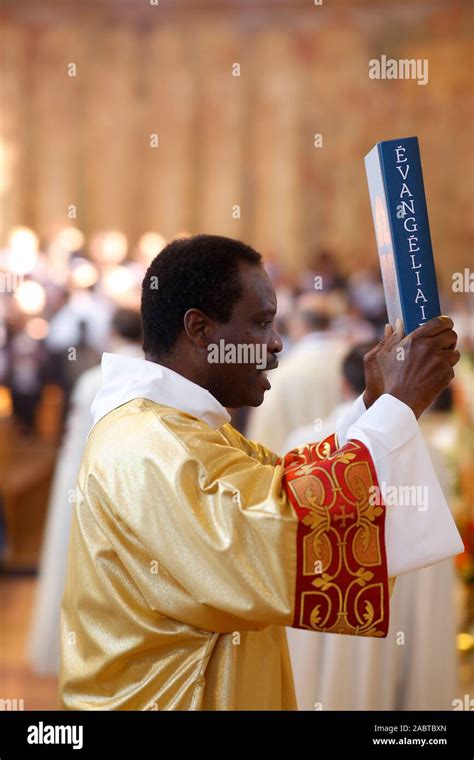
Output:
[375,316,460,419]
[363,323,395,409]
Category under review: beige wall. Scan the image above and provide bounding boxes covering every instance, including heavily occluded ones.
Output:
[1,1,472,286]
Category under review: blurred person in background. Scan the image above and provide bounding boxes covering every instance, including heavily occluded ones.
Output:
[284,342,372,450]
[46,287,113,397]
[245,291,348,454]
[6,326,47,433]
[263,254,295,352]
[28,308,143,675]
[347,266,387,328]
[285,345,460,710]
[298,247,347,294]
[329,289,380,345]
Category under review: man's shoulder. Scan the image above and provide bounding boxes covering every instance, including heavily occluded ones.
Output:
[82,400,252,485]
[89,398,235,448]
[89,398,211,444]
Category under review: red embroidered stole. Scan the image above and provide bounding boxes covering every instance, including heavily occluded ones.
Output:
[281,434,390,637]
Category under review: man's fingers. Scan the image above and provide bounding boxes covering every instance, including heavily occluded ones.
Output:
[436,329,458,349]
[444,348,461,367]
[364,328,393,363]
[394,318,405,338]
[411,315,454,339]
[382,320,404,349]
[403,328,458,352]
[377,319,457,355]
[445,362,455,381]
[364,342,383,364]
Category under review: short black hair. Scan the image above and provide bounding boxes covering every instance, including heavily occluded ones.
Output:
[342,342,376,396]
[141,234,262,357]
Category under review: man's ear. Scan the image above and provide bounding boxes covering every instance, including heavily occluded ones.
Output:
[183,308,214,349]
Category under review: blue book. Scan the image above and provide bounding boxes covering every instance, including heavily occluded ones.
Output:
[364,136,441,334]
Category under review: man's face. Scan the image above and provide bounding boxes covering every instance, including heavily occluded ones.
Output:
[204,262,283,408]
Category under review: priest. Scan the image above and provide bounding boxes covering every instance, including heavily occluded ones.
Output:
[59,234,463,710]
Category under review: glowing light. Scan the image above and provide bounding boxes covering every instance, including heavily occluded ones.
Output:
[137,232,166,265]
[14,280,46,314]
[457,632,474,652]
[0,386,12,418]
[54,226,85,252]
[25,317,49,340]
[7,226,39,275]
[70,259,99,288]
[90,231,128,264]
[102,266,135,300]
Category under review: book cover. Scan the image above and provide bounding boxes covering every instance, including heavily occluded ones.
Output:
[364,136,441,334]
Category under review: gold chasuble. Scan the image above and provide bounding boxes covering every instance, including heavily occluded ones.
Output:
[60,396,394,711]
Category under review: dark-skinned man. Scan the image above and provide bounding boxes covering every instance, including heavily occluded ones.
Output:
[59,234,463,711]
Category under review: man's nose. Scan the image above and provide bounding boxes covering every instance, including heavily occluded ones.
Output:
[268,329,283,355]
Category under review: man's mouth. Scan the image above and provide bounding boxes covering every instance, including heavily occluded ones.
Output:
[256,359,278,391]
[257,370,271,390]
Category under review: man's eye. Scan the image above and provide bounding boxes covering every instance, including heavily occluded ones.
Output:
[259,320,271,328]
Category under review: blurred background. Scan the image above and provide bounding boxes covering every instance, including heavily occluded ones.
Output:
[0,0,472,711]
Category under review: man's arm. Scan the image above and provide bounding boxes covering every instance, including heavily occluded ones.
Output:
[101,407,393,638]
[334,316,464,576]
[336,393,464,576]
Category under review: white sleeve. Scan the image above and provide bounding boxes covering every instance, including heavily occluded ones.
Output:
[342,393,464,576]
[336,393,367,445]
